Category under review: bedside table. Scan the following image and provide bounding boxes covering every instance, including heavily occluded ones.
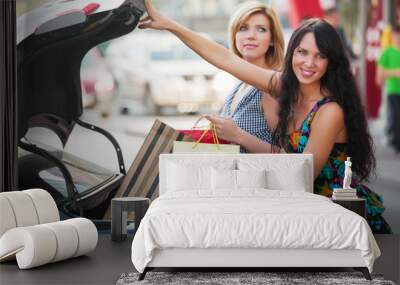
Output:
[111,197,150,242]
[332,198,366,219]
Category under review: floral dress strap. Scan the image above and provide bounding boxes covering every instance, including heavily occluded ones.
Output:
[288,97,332,153]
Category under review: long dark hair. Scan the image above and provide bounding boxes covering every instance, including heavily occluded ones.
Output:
[273,19,375,181]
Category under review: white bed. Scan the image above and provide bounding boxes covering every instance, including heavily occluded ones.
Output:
[131,154,380,280]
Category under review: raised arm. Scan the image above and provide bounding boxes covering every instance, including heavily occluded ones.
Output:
[139,0,281,94]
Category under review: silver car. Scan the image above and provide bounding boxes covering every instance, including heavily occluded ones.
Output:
[106,31,222,115]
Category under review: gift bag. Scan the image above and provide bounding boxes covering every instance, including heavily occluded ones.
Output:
[103,119,192,219]
[178,117,231,145]
[173,141,240,153]
[173,123,240,154]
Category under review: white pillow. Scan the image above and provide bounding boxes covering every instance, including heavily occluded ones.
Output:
[167,160,235,192]
[236,169,267,189]
[167,163,210,191]
[266,164,307,192]
[211,168,236,190]
[237,159,308,192]
[211,169,267,190]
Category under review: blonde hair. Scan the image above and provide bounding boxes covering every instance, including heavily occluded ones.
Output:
[228,1,284,70]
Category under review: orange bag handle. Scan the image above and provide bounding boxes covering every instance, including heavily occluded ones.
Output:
[191,116,209,130]
[192,123,220,150]
[212,124,220,145]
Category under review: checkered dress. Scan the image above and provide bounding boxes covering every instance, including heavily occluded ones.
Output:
[220,82,273,152]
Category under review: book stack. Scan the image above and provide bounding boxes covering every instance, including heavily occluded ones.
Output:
[332,188,358,200]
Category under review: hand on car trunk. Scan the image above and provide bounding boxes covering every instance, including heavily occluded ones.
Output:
[139,0,172,31]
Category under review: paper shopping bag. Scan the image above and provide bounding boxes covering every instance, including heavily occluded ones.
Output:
[173,141,240,153]
[174,121,240,153]
[103,119,192,219]
[179,129,231,144]
[178,117,231,144]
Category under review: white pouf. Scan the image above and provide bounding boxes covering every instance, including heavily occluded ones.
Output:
[1,191,39,227]
[0,196,17,237]
[0,189,98,269]
[24,188,60,223]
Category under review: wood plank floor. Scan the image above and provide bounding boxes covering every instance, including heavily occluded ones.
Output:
[0,234,134,285]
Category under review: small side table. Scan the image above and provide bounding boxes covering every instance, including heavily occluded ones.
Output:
[111,197,150,242]
[332,198,366,219]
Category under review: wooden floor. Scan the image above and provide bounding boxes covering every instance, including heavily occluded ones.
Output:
[374,234,400,284]
[0,234,398,285]
[0,234,134,285]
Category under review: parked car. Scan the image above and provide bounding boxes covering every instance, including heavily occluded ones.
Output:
[16,0,146,219]
[81,47,116,118]
[106,31,222,115]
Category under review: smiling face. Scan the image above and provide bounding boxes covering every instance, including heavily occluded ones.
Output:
[292,32,328,86]
[235,12,272,65]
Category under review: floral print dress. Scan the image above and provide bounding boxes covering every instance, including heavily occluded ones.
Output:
[288,97,392,234]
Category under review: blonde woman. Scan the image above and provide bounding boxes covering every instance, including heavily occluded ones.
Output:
[207,2,284,152]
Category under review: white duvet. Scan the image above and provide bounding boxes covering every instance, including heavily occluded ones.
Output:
[131,190,380,273]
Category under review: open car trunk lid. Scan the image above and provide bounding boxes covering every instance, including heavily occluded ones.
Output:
[17,0,145,143]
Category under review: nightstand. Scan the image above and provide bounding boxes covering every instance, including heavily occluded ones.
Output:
[332,198,366,219]
[111,197,150,242]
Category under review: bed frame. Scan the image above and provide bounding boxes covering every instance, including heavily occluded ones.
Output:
[140,248,371,280]
[138,154,372,281]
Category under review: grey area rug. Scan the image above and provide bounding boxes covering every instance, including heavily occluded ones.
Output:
[116,272,396,285]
